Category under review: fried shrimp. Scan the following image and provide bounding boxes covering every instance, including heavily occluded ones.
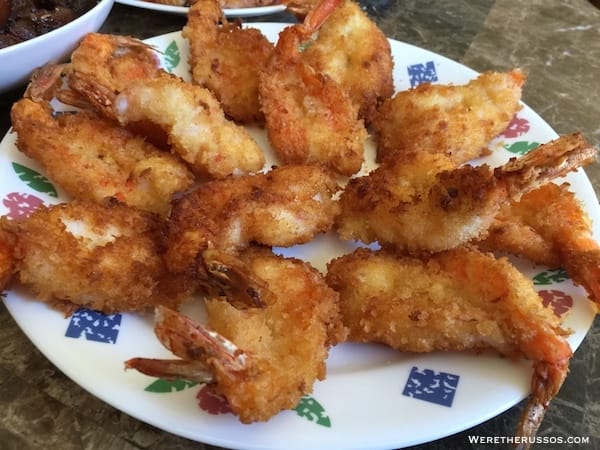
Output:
[336,133,597,253]
[326,246,571,444]
[10,98,195,216]
[64,32,163,119]
[373,69,525,165]
[113,71,265,179]
[182,0,274,124]
[478,181,600,308]
[0,222,16,291]
[165,164,340,277]
[299,0,394,125]
[127,246,346,423]
[4,199,192,315]
[259,0,367,176]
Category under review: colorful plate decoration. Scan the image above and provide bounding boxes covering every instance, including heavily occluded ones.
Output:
[2,25,598,450]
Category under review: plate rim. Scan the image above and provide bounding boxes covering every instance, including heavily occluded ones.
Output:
[114,0,287,16]
[2,24,598,450]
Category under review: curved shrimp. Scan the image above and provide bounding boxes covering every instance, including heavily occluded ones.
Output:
[127,246,346,423]
[373,69,525,165]
[113,71,265,179]
[478,181,600,308]
[335,133,597,253]
[326,246,571,445]
[10,97,195,216]
[64,32,163,119]
[259,0,368,176]
[25,34,170,150]
[182,0,274,124]
[165,164,340,283]
[2,199,192,315]
[299,0,394,125]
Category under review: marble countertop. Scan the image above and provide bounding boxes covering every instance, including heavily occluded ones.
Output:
[1,1,599,449]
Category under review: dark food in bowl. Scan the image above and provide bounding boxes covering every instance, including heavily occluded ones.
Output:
[0,0,96,49]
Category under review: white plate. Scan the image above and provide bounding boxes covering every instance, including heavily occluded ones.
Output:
[115,0,286,16]
[2,24,598,450]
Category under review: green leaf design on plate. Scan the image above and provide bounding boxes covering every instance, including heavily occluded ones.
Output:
[503,141,539,155]
[533,267,569,285]
[144,378,199,393]
[12,163,57,197]
[163,41,180,72]
[294,395,331,427]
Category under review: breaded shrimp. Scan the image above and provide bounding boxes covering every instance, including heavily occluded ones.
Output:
[373,69,525,165]
[165,164,340,276]
[114,71,265,179]
[10,98,195,216]
[0,222,16,291]
[326,246,571,445]
[478,181,600,308]
[336,133,597,253]
[127,246,346,423]
[182,0,274,124]
[300,0,394,124]
[259,0,367,176]
[65,33,163,119]
[4,199,192,315]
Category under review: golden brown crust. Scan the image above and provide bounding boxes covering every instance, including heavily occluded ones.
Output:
[326,246,566,358]
[11,98,195,216]
[259,18,367,176]
[166,164,340,274]
[183,0,274,124]
[205,246,346,423]
[114,71,265,178]
[67,33,162,120]
[0,221,16,291]
[336,134,596,254]
[373,69,525,165]
[10,199,192,314]
[301,0,394,125]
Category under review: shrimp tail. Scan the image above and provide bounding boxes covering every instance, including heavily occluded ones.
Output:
[201,249,272,309]
[562,249,600,309]
[24,63,67,102]
[124,358,214,383]
[276,0,341,57]
[301,0,342,34]
[497,132,597,198]
[153,306,247,372]
[516,359,569,450]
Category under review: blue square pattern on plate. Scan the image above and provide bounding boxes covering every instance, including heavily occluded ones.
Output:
[402,366,460,407]
[407,61,438,87]
[65,308,122,344]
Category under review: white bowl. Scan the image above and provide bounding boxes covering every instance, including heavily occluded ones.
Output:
[0,0,115,93]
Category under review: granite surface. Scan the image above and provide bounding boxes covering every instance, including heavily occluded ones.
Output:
[1,1,600,449]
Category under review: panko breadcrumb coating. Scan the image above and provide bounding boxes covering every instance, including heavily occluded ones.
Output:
[114,71,265,179]
[127,246,347,423]
[336,133,596,253]
[183,0,274,124]
[300,0,394,125]
[66,33,163,120]
[326,246,571,444]
[166,164,340,275]
[373,69,525,165]
[11,98,195,216]
[0,223,16,291]
[6,199,193,315]
[477,181,600,308]
[259,0,367,176]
